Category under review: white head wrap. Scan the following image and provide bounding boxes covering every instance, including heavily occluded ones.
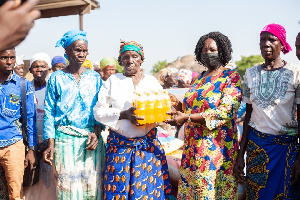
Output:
[30,53,51,69]
[93,61,100,71]
[14,55,24,68]
[158,67,179,82]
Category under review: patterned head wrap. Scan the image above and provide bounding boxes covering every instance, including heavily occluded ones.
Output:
[119,40,144,59]
[30,53,51,69]
[82,59,92,70]
[51,55,67,66]
[14,55,24,68]
[100,57,117,70]
[158,67,178,83]
[260,23,292,54]
[177,69,192,84]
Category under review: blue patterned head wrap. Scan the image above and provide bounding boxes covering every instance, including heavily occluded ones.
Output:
[55,30,88,49]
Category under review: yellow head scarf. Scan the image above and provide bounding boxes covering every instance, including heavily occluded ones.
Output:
[82,59,92,70]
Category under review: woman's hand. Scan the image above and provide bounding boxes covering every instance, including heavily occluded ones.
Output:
[165,111,188,126]
[168,93,179,107]
[290,159,300,185]
[119,107,144,126]
[86,133,99,151]
[43,138,55,165]
[234,152,246,182]
[168,93,182,112]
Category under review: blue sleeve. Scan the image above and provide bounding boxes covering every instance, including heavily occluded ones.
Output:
[43,76,58,140]
[237,102,246,118]
[26,81,37,147]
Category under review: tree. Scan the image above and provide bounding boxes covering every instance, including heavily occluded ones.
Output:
[235,55,264,79]
[115,60,123,73]
[151,60,168,75]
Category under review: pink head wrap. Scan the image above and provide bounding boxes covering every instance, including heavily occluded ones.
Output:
[192,72,199,80]
[260,23,292,54]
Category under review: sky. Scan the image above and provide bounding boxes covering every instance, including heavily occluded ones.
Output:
[16,0,300,75]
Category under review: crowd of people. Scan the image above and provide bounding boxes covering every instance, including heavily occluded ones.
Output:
[1,1,300,200]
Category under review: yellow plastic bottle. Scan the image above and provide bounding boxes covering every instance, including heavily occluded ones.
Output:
[154,90,164,123]
[146,92,155,123]
[162,91,171,120]
[132,91,137,108]
[135,92,146,125]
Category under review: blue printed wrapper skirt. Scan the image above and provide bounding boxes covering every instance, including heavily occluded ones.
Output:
[104,128,172,200]
[246,128,300,200]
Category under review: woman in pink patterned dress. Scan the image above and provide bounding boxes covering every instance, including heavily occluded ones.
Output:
[166,32,242,199]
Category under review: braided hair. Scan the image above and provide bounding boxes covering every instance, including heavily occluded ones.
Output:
[194,32,232,66]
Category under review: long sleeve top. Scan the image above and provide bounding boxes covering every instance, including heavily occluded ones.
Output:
[0,73,37,147]
[43,69,102,139]
[93,73,163,138]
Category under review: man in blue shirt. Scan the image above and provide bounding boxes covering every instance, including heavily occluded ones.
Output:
[0,48,37,199]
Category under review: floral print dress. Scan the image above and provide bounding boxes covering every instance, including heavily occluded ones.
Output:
[177,68,242,200]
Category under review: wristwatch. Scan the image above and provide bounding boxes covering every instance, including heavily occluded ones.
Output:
[29,146,37,151]
[187,114,191,123]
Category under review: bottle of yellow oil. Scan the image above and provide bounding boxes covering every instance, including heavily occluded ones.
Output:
[145,92,155,123]
[154,90,164,123]
[135,92,146,125]
[162,91,171,120]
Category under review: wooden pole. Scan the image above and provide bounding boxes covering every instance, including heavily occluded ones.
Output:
[79,13,83,30]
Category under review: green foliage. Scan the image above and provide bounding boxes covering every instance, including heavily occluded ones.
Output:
[115,61,123,73]
[235,55,264,79]
[151,60,168,75]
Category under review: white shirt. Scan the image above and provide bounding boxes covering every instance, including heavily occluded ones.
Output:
[93,73,163,138]
[243,63,300,135]
[33,84,47,143]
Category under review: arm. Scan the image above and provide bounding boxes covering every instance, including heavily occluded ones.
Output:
[85,124,103,151]
[234,103,252,180]
[24,81,37,172]
[118,107,143,126]
[169,93,183,112]
[86,76,104,151]
[197,72,242,130]
[166,72,242,127]
[234,69,252,180]
[290,104,300,185]
[165,111,205,126]
[290,70,300,184]
[0,0,40,51]
[26,81,37,148]
[93,81,138,126]
[93,78,126,128]
[42,78,57,165]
